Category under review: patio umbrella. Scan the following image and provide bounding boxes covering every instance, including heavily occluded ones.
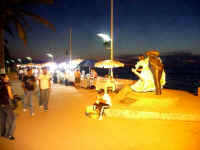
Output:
[95,59,124,68]
[95,59,124,77]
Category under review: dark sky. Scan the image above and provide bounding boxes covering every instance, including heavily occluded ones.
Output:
[7,0,200,61]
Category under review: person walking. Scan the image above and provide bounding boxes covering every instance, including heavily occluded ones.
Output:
[22,68,36,116]
[74,69,81,88]
[0,74,16,140]
[18,67,24,81]
[38,67,51,112]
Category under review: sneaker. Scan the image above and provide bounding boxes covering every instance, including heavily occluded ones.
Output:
[31,113,35,116]
[8,136,15,140]
[23,108,27,112]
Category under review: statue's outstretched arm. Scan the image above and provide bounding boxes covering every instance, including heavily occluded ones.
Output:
[132,68,144,81]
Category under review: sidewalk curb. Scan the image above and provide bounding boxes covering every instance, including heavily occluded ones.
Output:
[104,109,200,122]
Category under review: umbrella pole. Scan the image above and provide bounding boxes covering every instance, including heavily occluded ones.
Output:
[111,68,113,77]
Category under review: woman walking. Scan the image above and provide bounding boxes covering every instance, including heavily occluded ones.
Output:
[0,74,16,140]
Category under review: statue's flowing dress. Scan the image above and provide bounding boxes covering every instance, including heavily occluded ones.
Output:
[131,58,166,92]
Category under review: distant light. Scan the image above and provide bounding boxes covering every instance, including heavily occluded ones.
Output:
[97,33,111,42]
[46,53,54,58]
[59,62,67,69]
[17,58,22,62]
[11,59,15,63]
[6,60,9,64]
[44,62,57,72]
[26,57,32,60]
[68,59,84,69]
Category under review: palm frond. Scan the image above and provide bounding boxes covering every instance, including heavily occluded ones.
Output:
[15,19,27,45]
[20,9,55,31]
[7,8,30,29]
[14,0,54,5]
[17,13,30,29]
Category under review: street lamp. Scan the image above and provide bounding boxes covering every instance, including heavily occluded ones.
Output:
[46,53,54,62]
[10,59,15,63]
[25,57,32,63]
[97,33,111,59]
[97,33,111,42]
[17,58,22,63]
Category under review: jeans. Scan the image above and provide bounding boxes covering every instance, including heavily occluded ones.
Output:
[0,106,16,137]
[40,89,50,110]
[24,91,35,114]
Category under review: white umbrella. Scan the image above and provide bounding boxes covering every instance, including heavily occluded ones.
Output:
[95,59,124,77]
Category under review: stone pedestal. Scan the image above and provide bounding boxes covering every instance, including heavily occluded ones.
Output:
[106,89,200,121]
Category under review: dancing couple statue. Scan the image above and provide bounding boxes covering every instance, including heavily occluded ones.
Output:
[113,50,166,102]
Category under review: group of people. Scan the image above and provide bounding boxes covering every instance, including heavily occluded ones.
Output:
[21,67,51,116]
[74,68,98,88]
[18,67,40,81]
[0,66,51,140]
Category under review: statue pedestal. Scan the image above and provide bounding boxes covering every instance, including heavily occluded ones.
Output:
[106,89,200,121]
[127,89,179,110]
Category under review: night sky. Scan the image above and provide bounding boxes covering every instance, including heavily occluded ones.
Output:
[7,0,200,61]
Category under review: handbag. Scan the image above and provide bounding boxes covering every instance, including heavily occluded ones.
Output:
[10,95,21,110]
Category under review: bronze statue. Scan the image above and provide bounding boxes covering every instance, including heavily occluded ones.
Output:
[145,50,164,95]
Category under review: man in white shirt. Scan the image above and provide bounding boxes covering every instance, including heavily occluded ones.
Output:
[38,67,51,111]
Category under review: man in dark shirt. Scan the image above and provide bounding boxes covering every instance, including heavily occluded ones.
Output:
[22,68,36,116]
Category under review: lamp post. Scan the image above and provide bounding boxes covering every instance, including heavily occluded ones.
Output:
[110,0,114,61]
[96,0,114,77]
[69,28,72,63]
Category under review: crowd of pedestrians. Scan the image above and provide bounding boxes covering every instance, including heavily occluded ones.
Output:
[0,65,99,140]
[0,66,52,140]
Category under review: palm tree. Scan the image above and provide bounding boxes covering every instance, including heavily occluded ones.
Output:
[0,0,55,73]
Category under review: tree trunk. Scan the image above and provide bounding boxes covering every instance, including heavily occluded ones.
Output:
[0,28,5,73]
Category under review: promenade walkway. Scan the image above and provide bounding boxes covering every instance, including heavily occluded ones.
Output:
[0,80,200,150]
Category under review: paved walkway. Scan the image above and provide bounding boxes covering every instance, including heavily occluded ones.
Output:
[1,81,200,150]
